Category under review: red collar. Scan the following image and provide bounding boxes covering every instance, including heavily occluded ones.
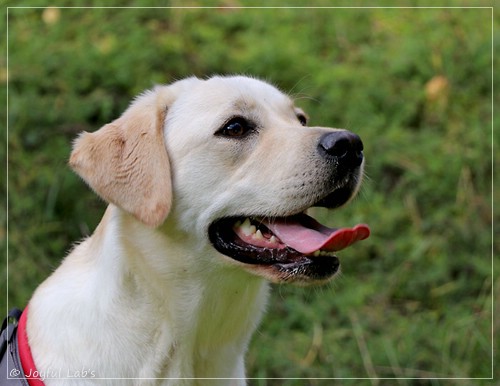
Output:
[18,307,46,386]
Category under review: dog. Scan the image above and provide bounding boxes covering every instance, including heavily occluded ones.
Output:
[22,75,369,385]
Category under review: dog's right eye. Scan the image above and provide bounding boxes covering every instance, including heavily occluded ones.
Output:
[216,117,255,138]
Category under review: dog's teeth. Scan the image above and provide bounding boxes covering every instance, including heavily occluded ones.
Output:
[234,220,242,228]
[269,236,278,244]
[240,218,256,236]
[254,230,264,240]
[313,251,320,257]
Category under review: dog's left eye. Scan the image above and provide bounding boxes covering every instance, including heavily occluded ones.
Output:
[297,114,307,126]
[216,117,255,138]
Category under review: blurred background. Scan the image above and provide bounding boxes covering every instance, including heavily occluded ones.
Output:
[2,1,498,384]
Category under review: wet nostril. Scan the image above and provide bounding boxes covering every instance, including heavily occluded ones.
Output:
[328,137,351,158]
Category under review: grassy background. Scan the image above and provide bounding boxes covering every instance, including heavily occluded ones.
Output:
[3,1,498,384]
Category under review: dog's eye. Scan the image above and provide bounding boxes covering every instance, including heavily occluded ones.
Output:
[216,117,255,138]
[297,114,308,126]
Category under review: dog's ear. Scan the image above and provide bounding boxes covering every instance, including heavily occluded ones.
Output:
[69,83,186,227]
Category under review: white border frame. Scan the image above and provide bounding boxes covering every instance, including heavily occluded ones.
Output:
[5,4,495,383]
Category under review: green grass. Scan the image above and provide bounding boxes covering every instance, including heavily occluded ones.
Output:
[3,1,498,384]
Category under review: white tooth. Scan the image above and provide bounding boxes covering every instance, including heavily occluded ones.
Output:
[254,230,264,240]
[241,218,253,236]
[269,236,278,244]
[234,220,242,228]
[249,225,257,234]
[314,251,320,257]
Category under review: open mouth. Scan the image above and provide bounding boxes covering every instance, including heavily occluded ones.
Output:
[208,212,370,282]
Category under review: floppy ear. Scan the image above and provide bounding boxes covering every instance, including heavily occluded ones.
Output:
[69,86,175,227]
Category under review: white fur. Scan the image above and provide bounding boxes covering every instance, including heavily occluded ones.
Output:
[27,76,363,385]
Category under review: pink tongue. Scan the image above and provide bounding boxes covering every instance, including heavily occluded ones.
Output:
[265,216,370,254]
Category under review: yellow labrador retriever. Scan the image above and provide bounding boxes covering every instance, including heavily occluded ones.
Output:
[24,76,369,385]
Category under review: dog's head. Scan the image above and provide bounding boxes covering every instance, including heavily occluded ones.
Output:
[70,75,369,284]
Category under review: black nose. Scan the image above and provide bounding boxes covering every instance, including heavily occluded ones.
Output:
[318,131,364,167]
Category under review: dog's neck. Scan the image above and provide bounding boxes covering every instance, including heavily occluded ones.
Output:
[28,205,269,384]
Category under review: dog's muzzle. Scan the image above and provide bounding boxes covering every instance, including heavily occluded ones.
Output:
[208,129,370,283]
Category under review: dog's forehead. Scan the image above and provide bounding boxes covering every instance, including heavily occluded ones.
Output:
[185,76,295,112]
